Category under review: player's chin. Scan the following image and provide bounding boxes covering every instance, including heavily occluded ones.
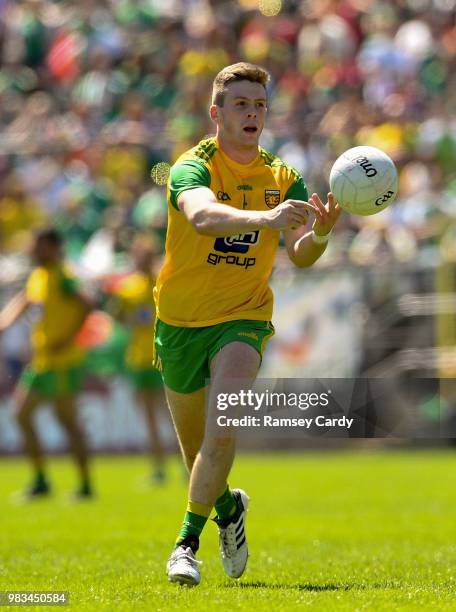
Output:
[240,127,260,143]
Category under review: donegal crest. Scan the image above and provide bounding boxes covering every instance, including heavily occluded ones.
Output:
[264,189,280,209]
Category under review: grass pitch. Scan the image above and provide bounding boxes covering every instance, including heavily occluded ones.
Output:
[1,451,455,610]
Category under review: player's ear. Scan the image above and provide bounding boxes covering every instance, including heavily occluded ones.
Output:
[209,104,218,122]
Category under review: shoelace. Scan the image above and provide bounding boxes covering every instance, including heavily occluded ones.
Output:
[221,533,230,558]
[220,527,239,559]
[169,549,202,569]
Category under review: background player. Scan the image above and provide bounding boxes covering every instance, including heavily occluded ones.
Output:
[154,63,341,585]
[0,228,94,498]
[108,234,167,483]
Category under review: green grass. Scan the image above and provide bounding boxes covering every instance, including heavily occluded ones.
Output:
[1,451,455,610]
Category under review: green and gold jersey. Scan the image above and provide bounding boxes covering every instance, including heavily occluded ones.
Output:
[113,271,156,368]
[26,264,86,371]
[154,137,308,327]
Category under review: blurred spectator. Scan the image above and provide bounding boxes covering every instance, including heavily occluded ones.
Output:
[0,0,455,272]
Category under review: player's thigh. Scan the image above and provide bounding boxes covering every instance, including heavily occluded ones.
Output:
[154,320,209,395]
[134,370,165,413]
[136,389,165,424]
[54,395,78,427]
[164,385,206,458]
[210,341,260,382]
[208,319,272,383]
[11,384,42,420]
[205,341,261,442]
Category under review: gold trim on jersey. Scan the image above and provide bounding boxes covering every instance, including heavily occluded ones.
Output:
[192,138,217,163]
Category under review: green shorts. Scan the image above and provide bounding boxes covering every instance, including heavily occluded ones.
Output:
[127,367,163,391]
[154,318,275,394]
[19,365,85,399]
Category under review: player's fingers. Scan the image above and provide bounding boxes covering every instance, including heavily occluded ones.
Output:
[310,193,328,217]
[311,193,326,209]
[310,196,329,222]
[327,192,336,213]
[314,209,328,223]
[334,204,342,219]
[288,200,318,214]
[327,202,342,222]
[286,199,312,206]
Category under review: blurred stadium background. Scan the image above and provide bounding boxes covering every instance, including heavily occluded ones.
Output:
[1,0,456,454]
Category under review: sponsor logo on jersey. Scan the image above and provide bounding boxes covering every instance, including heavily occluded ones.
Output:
[207,253,256,269]
[264,189,280,208]
[213,231,259,254]
[217,191,231,201]
[208,231,259,268]
[237,184,253,191]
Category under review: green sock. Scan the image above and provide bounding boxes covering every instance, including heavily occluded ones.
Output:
[175,500,212,547]
[36,470,47,485]
[214,485,237,521]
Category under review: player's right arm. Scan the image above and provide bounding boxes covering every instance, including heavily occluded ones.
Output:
[169,160,316,236]
[178,187,315,236]
[0,290,29,334]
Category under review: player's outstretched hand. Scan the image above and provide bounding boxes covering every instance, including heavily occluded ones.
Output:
[310,192,342,237]
[266,199,317,231]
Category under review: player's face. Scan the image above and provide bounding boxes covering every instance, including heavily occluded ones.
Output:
[32,239,62,266]
[212,80,267,149]
[132,247,154,272]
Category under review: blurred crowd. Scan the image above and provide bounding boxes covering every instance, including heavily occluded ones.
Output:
[1,0,456,274]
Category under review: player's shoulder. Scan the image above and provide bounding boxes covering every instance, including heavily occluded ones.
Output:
[259,147,301,182]
[168,138,215,206]
[61,261,77,279]
[26,266,46,287]
[173,137,218,169]
[27,266,43,282]
[26,266,48,299]
[260,147,309,200]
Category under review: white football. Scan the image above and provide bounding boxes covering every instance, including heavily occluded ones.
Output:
[329,146,398,216]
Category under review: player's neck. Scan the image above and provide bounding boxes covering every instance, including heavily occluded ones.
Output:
[137,266,152,276]
[217,134,258,165]
[38,259,60,269]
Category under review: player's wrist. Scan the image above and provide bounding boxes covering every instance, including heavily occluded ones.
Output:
[260,210,276,229]
[310,229,331,244]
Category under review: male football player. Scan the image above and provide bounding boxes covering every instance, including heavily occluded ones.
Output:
[153,63,341,585]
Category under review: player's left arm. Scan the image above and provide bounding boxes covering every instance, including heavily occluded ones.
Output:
[284,192,341,268]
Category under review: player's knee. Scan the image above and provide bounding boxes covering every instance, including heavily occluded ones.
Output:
[182,442,203,469]
[58,415,79,435]
[184,453,197,471]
